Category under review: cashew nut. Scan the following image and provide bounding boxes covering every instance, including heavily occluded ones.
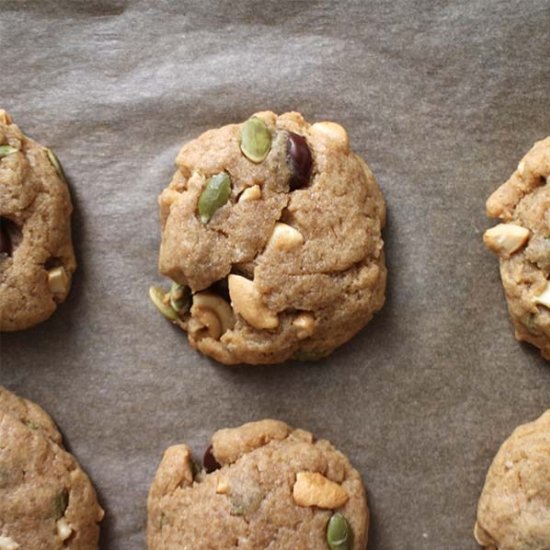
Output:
[47,266,69,297]
[292,471,349,509]
[268,223,304,251]
[292,313,316,339]
[311,121,349,150]
[238,185,262,202]
[0,536,19,550]
[216,476,230,494]
[535,283,550,309]
[0,110,12,125]
[228,275,279,330]
[483,223,530,257]
[56,518,73,541]
[190,292,235,340]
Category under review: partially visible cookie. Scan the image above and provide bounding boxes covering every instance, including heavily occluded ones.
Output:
[0,109,76,331]
[0,385,61,444]
[0,388,103,549]
[484,137,550,359]
[148,419,368,549]
[474,410,550,550]
[152,111,386,365]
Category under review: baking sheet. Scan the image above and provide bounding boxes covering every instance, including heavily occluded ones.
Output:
[1,0,550,548]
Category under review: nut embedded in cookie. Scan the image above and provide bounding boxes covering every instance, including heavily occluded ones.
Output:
[152,111,387,365]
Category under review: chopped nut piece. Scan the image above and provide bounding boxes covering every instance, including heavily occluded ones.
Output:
[517,160,525,175]
[311,121,349,150]
[292,313,316,339]
[238,185,261,202]
[535,283,550,309]
[268,223,304,251]
[292,471,349,509]
[483,223,530,257]
[56,517,73,541]
[228,275,279,330]
[47,266,69,296]
[0,110,12,125]
[216,477,230,494]
[190,292,235,340]
[0,536,19,550]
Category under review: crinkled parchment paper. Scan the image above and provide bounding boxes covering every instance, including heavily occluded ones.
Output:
[1,1,549,548]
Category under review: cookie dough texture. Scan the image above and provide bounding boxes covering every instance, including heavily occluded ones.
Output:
[157,111,386,364]
[148,419,368,549]
[474,410,550,550]
[484,137,550,359]
[0,386,103,549]
[0,109,76,331]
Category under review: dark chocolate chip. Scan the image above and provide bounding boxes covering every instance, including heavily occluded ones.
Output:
[203,445,221,473]
[287,132,312,190]
[209,278,230,303]
[0,218,12,257]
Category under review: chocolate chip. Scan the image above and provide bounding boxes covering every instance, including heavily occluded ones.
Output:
[287,132,312,190]
[0,218,12,257]
[203,445,221,473]
[209,278,230,303]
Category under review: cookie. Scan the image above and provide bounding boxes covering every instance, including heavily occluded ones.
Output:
[152,111,386,365]
[0,109,76,331]
[484,137,550,359]
[148,419,368,550]
[474,410,550,549]
[0,385,62,445]
[0,407,103,549]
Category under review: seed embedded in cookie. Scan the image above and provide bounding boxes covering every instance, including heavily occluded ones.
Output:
[198,172,232,223]
[154,111,387,364]
[327,512,353,550]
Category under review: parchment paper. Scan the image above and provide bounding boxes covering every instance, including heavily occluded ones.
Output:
[1,1,549,548]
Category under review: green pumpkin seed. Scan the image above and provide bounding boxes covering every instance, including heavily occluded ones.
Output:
[53,490,69,518]
[0,145,18,158]
[240,116,272,163]
[170,282,190,313]
[149,286,178,321]
[45,148,66,181]
[198,172,231,223]
[326,513,352,550]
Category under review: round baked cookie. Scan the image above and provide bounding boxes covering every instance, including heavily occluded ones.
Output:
[152,111,386,365]
[484,137,550,359]
[0,410,103,549]
[148,419,368,549]
[0,109,76,331]
[474,410,550,549]
[0,385,62,445]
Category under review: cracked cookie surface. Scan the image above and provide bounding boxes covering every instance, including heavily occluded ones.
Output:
[0,387,103,549]
[0,110,76,331]
[484,137,550,359]
[155,111,386,364]
[474,410,550,550]
[147,419,368,550]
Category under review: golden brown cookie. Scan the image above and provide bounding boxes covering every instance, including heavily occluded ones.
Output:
[0,390,103,549]
[484,137,550,359]
[474,410,550,550]
[0,110,76,331]
[151,111,386,364]
[147,419,368,550]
